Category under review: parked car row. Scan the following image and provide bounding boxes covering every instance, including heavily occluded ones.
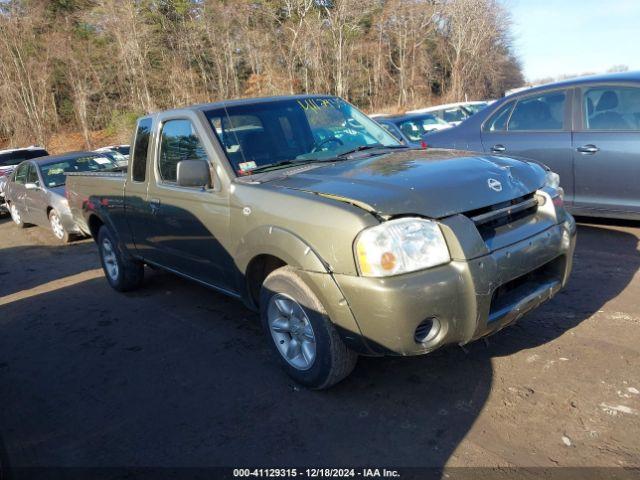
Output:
[423,71,640,220]
[4,151,121,241]
[371,113,451,147]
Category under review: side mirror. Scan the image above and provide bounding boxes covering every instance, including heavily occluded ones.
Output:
[25,182,40,190]
[176,160,211,188]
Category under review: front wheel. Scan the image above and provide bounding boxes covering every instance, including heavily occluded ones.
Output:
[9,203,26,228]
[97,226,144,292]
[49,209,71,243]
[260,266,357,389]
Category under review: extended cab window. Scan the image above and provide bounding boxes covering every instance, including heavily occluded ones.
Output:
[158,119,208,184]
[583,86,640,130]
[132,118,152,182]
[508,91,566,131]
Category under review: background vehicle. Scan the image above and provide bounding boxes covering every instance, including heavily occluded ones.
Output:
[66,95,575,389]
[423,71,640,220]
[94,148,128,167]
[409,101,492,126]
[97,144,130,160]
[4,151,119,242]
[0,146,49,214]
[373,113,451,147]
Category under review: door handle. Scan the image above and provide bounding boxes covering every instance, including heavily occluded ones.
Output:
[491,144,506,153]
[576,144,599,154]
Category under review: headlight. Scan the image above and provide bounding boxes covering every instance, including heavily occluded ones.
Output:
[355,217,450,277]
[544,170,560,189]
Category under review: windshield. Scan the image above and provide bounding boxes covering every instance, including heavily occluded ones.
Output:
[396,115,449,142]
[40,155,118,187]
[204,97,399,175]
[101,150,127,164]
[114,146,130,156]
[442,107,470,123]
[464,103,488,114]
[0,149,48,168]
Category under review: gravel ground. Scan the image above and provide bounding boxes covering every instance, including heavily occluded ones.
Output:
[0,214,639,475]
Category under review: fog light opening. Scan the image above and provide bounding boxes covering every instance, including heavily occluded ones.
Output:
[415,317,441,344]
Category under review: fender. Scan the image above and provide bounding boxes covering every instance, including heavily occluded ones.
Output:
[235,225,329,275]
[84,196,134,255]
[234,225,373,354]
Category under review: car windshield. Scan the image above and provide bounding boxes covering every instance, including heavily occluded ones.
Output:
[40,155,118,187]
[396,115,448,142]
[464,103,488,114]
[442,107,469,123]
[114,146,130,156]
[0,149,48,167]
[204,97,400,175]
[101,150,127,163]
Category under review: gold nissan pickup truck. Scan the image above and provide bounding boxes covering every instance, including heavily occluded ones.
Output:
[66,95,576,389]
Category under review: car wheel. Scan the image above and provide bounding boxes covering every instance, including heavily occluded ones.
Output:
[260,266,357,389]
[49,209,71,243]
[9,203,25,228]
[97,225,144,292]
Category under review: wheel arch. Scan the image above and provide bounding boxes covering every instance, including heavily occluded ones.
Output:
[236,226,330,309]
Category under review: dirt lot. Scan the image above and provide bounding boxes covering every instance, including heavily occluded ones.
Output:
[0,214,639,474]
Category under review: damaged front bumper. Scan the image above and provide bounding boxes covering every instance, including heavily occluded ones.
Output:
[331,216,576,356]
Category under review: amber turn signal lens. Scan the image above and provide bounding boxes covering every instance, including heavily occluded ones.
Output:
[380,251,396,271]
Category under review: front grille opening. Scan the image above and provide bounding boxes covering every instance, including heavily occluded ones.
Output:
[465,192,539,240]
[490,255,566,317]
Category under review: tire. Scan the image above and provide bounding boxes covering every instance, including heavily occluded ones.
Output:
[49,209,71,243]
[97,225,144,292]
[8,202,26,228]
[260,266,357,389]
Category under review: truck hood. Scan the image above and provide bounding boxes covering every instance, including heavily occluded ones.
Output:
[268,149,545,219]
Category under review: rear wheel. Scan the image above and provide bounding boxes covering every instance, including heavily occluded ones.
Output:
[97,225,144,292]
[9,203,25,228]
[49,209,71,243]
[260,266,357,389]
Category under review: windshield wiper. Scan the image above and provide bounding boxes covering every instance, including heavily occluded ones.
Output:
[247,144,409,174]
[248,159,321,174]
[336,143,409,159]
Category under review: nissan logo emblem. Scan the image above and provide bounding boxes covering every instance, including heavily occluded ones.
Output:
[487,178,502,192]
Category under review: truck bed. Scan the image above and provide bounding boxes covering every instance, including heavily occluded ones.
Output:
[66,171,127,236]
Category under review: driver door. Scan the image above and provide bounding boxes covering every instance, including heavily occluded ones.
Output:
[25,163,48,226]
[139,114,237,292]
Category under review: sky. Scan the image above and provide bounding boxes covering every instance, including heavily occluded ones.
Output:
[509,0,640,81]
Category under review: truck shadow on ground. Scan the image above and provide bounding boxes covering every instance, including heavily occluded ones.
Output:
[0,221,638,472]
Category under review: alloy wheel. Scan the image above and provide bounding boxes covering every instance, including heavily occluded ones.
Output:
[10,204,21,225]
[50,212,65,240]
[101,237,119,282]
[267,293,317,370]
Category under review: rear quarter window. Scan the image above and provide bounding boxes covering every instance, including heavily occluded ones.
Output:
[131,118,153,182]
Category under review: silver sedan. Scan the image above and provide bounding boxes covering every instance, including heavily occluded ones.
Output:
[4,151,119,242]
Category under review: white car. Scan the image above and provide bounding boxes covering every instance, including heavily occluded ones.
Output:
[0,146,49,213]
[408,101,493,126]
[96,145,130,161]
[93,148,128,168]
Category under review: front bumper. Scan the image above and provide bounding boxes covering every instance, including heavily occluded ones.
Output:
[332,217,576,356]
[59,208,83,235]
